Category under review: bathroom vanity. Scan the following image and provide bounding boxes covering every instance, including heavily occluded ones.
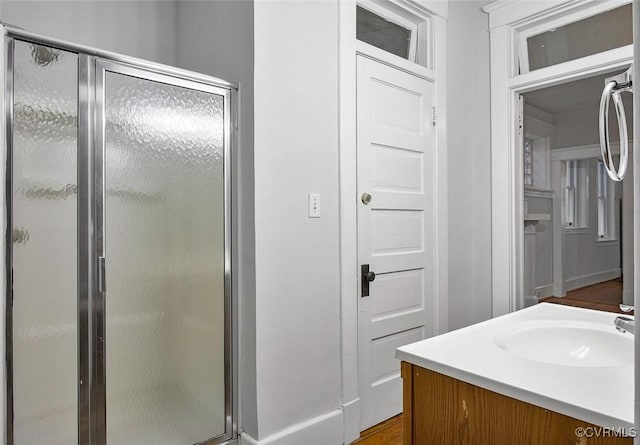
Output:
[396,304,634,444]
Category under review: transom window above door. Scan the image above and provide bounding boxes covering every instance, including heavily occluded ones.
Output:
[356,5,415,60]
[518,2,632,74]
[355,1,432,69]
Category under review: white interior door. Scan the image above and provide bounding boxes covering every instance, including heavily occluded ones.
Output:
[357,55,436,430]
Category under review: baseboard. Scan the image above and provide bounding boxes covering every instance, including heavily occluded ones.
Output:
[342,398,361,445]
[565,269,621,292]
[523,294,539,307]
[534,284,554,298]
[240,409,343,445]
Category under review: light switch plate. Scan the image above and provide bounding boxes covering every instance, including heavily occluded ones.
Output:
[308,193,320,218]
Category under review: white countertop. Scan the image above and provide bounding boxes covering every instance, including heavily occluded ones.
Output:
[395,303,634,428]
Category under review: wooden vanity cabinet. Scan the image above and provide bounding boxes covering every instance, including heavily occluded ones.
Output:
[401,362,632,445]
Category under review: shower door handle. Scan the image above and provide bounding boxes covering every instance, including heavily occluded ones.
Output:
[97,256,106,292]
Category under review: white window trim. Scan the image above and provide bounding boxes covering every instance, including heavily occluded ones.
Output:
[551,142,624,161]
[596,159,617,241]
[524,188,554,199]
[595,239,619,246]
[516,0,631,74]
[356,0,436,69]
[564,159,588,229]
[357,0,419,63]
[565,185,576,227]
[597,160,607,238]
[565,227,591,235]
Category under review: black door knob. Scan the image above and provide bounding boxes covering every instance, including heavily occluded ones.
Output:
[361,264,376,297]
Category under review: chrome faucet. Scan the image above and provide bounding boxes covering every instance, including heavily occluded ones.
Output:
[614,305,635,334]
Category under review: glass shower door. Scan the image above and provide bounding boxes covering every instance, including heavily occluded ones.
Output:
[7,31,233,445]
[11,40,79,445]
[99,65,229,445]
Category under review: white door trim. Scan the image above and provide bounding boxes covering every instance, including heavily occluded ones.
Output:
[338,1,448,443]
[631,2,639,440]
[484,0,633,316]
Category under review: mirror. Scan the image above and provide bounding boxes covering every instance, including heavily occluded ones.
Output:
[521,68,633,313]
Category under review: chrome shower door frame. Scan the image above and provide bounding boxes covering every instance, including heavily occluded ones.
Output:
[3,35,14,445]
[92,58,235,445]
[2,25,237,445]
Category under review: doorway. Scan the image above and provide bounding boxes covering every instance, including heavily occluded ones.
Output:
[356,54,436,430]
[519,68,633,312]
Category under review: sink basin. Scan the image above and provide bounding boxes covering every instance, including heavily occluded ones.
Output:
[494,321,633,367]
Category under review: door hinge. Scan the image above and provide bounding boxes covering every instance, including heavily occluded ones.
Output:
[432,107,437,126]
[518,111,523,136]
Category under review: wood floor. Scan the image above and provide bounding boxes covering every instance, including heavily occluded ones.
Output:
[541,278,629,313]
[352,414,402,445]
[354,279,627,445]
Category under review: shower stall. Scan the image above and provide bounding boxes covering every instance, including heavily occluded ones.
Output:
[2,26,235,445]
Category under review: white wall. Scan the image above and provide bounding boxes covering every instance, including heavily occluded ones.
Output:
[447,0,492,330]
[554,98,633,148]
[251,1,342,443]
[1,1,178,66]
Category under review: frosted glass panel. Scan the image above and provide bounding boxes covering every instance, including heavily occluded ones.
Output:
[12,41,78,444]
[104,72,226,444]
